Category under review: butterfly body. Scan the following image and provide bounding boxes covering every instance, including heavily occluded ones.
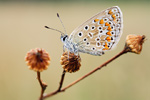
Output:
[60,6,123,56]
[61,34,78,54]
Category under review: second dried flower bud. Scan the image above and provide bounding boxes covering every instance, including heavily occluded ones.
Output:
[60,52,81,73]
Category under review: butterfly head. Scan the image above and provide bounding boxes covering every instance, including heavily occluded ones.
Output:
[61,34,68,43]
[60,34,79,55]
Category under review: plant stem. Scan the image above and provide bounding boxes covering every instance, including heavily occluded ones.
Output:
[61,48,127,91]
[43,48,127,99]
[37,72,47,100]
[57,70,66,92]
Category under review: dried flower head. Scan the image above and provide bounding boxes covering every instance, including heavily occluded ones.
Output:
[125,34,145,54]
[25,48,50,72]
[60,52,81,73]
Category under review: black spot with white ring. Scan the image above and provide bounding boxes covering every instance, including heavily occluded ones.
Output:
[78,32,83,37]
[91,26,95,30]
[100,30,103,33]
[99,26,102,30]
[84,25,89,30]
[108,21,112,25]
[111,26,114,30]
[116,13,119,17]
[111,37,114,40]
[104,18,108,22]
[92,47,96,50]
[83,38,87,42]
[111,31,115,35]
[86,42,90,46]
[96,42,101,47]
[95,37,100,41]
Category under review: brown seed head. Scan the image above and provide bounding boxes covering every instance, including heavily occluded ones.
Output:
[25,48,50,72]
[60,52,81,73]
[125,34,145,54]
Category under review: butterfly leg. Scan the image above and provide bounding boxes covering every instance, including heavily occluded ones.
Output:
[63,45,70,61]
[63,45,65,52]
[77,53,80,62]
[76,52,81,67]
[67,49,70,61]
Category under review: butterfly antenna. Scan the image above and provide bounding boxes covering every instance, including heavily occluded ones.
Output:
[57,13,67,35]
[44,26,65,35]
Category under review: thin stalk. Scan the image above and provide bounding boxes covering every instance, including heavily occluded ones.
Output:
[43,48,127,99]
[37,72,47,100]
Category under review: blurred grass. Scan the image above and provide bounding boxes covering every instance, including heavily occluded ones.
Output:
[0,1,150,100]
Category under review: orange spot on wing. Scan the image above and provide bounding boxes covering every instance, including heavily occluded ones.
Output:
[112,14,116,19]
[103,43,109,50]
[106,37,111,42]
[94,19,99,22]
[106,31,112,36]
[105,22,110,26]
[112,14,116,21]
[100,19,104,24]
[103,48,107,50]
[108,10,113,15]
[107,26,112,31]
[105,46,109,50]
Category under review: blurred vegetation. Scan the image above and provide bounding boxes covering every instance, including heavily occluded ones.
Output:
[0,1,149,100]
[0,0,149,2]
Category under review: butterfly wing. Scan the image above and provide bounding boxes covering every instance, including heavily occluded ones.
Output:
[69,6,123,56]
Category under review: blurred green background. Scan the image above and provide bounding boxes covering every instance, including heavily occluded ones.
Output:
[0,0,150,100]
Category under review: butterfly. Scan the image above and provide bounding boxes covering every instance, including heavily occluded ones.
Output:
[46,6,123,56]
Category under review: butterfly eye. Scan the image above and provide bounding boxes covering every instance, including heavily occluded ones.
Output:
[62,35,68,42]
[84,25,89,30]
[78,32,83,37]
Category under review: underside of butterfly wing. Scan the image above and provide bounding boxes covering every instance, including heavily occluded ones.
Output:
[69,6,123,56]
